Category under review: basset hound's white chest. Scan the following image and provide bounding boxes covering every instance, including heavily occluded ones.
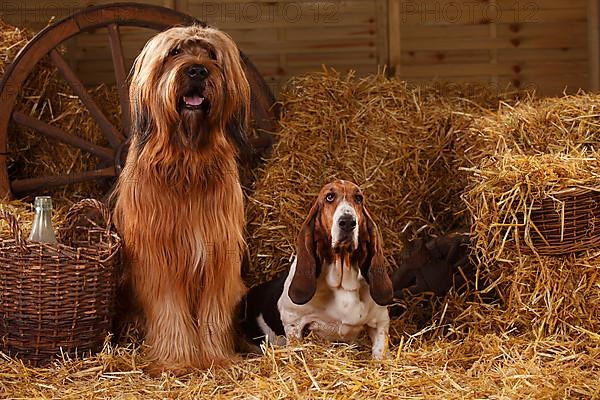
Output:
[278,257,388,342]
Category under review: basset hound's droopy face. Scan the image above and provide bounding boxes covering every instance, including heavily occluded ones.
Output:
[288,180,394,307]
[315,180,364,253]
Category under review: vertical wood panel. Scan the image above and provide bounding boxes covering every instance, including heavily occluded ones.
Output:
[489,0,498,88]
[588,0,600,90]
[375,0,388,67]
[387,0,401,74]
[182,1,387,94]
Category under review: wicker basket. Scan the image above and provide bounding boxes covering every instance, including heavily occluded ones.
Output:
[513,187,600,255]
[0,199,122,366]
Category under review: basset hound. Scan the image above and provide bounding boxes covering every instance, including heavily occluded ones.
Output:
[240,180,394,359]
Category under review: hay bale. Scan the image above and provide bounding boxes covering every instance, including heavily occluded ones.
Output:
[1,19,120,202]
[464,93,600,159]
[462,94,600,336]
[246,71,598,341]
[486,251,599,336]
[246,69,509,285]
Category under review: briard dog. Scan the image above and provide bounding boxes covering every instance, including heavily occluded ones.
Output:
[113,25,249,375]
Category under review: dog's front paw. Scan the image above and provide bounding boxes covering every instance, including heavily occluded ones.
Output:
[370,332,390,360]
[144,361,193,378]
[371,346,391,360]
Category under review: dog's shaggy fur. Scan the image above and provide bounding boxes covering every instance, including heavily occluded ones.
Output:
[113,25,250,375]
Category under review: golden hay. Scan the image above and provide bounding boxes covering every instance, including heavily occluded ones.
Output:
[462,95,600,337]
[464,93,600,158]
[245,69,512,286]
[1,19,120,202]
[0,333,598,399]
[483,250,599,336]
[0,21,32,75]
[1,75,599,397]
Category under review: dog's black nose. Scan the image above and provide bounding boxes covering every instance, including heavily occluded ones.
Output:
[338,215,357,233]
[188,64,209,80]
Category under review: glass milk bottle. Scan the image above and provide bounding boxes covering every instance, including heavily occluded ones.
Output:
[28,196,58,244]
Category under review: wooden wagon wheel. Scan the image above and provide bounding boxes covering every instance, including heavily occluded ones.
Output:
[0,2,278,199]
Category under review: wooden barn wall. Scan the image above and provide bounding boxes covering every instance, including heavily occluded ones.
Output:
[178,0,388,93]
[0,0,387,95]
[389,0,592,95]
[0,0,595,96]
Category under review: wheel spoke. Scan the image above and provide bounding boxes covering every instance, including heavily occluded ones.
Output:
[12,111,115,161]
[49,49,125,148]
[11,167,116,193]
[0,155,8,198]
[107,24,131,136]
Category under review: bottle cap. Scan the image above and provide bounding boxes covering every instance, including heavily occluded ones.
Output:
[34,196,53,210]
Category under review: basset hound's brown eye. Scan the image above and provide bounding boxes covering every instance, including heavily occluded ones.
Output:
[325,193,335,203]
[355,194,363,204]
[169,47,181,57]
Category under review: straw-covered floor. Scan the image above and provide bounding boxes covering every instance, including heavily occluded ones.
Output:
[1,334,597,399]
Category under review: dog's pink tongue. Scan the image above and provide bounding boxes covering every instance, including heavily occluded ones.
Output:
[184,95,204,106]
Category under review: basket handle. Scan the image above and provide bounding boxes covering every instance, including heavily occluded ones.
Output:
[0,207,27,250]
[58,199,112,243]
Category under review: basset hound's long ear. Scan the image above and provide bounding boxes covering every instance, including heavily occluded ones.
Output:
[361,206,394,306]
[288,200,321,305]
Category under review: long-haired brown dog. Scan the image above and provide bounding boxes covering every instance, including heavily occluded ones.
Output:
[113,25,249,375]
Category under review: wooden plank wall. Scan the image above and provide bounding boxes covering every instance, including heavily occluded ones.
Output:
[0,1,81,31]
[0,0,594,96]
[390,0,591,95]
[0,0,387,94]
[178,0,387,92]
[69,0,168,86]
